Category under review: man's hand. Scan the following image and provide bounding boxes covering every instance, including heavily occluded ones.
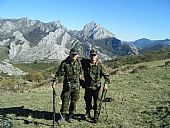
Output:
[103,84,108,90]
[79,79,85,89]
[51,77,56,87]
[51,82,56,87]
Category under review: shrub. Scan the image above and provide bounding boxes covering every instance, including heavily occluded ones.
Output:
[0,77,17,90]
[25,70,45,82]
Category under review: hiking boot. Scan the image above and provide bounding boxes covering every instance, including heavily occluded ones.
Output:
[93,119,98,124]
[57,113,66,124]
[84,111,91,120]
[93,111,99,124]
[67,114,74,123]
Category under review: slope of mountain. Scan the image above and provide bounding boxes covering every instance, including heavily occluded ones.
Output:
[131,38,170,54]
[139,44,169,54]
[132,38,170,48]
[91,37,139,57]
[11,28,82,63]
[132,38,153,48]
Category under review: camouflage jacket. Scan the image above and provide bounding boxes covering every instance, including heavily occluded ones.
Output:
[81,58,110,88]
[54,56,82,83]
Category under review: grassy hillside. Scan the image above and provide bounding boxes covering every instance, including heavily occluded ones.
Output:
[0,46,9,61]
[0,62,59,93]
[105,47,170,69]
[13,62,58,72]
[0,59,170,128]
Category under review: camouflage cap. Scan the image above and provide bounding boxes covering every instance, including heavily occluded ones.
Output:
[90,49,97,55]
[70,48,78,55]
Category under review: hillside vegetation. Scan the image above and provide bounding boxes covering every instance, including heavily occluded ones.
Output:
[105,47,170,69]
[0,46,9,61]
[0,57,170,127]
[0,62,59,93]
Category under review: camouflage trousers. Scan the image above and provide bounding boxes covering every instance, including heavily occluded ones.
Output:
[60,82,80,114]
[84,87,102,111]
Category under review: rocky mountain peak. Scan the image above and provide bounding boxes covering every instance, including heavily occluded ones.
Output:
[47,20,63,28]
[82,21,114,40]
[83,21,98,29]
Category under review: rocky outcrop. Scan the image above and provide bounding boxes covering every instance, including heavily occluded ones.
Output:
[0,61,27,76]
[8,31,30,59]
[11,43,68,63]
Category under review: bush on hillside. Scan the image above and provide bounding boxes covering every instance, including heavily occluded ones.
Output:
[0,77,17,90]
[42,67,57,79]
[105,47,170,68]
[25,70,45,82]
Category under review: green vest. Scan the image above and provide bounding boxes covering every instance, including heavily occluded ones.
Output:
[82,59,102,88]
[56,56,82,83]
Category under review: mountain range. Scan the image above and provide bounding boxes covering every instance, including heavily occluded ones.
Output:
[0,17,170,63]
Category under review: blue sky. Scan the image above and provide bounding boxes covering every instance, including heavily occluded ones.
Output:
[0,0,170,41]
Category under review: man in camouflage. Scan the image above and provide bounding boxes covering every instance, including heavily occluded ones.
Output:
[52,48,82,123]
[81,49,110,123]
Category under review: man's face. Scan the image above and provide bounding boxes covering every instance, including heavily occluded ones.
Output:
[90,54,98,62]
[70,53,78,61]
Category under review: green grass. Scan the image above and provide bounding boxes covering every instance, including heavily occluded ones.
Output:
[15,62,60,82]
[0,62,59,91]
[109,64,170,127]
[0,60,170,128]
[13,62,58,72]
[0,46,9,61]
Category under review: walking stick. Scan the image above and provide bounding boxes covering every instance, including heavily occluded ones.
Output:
[98,88,107,119]
[52,82,56,128]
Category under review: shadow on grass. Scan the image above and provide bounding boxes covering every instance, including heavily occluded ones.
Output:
[0,106,84,126]
[141,100,170,127]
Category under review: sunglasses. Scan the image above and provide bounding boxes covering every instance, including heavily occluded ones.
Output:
[90,54,96,56]
[71,53,77,56]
